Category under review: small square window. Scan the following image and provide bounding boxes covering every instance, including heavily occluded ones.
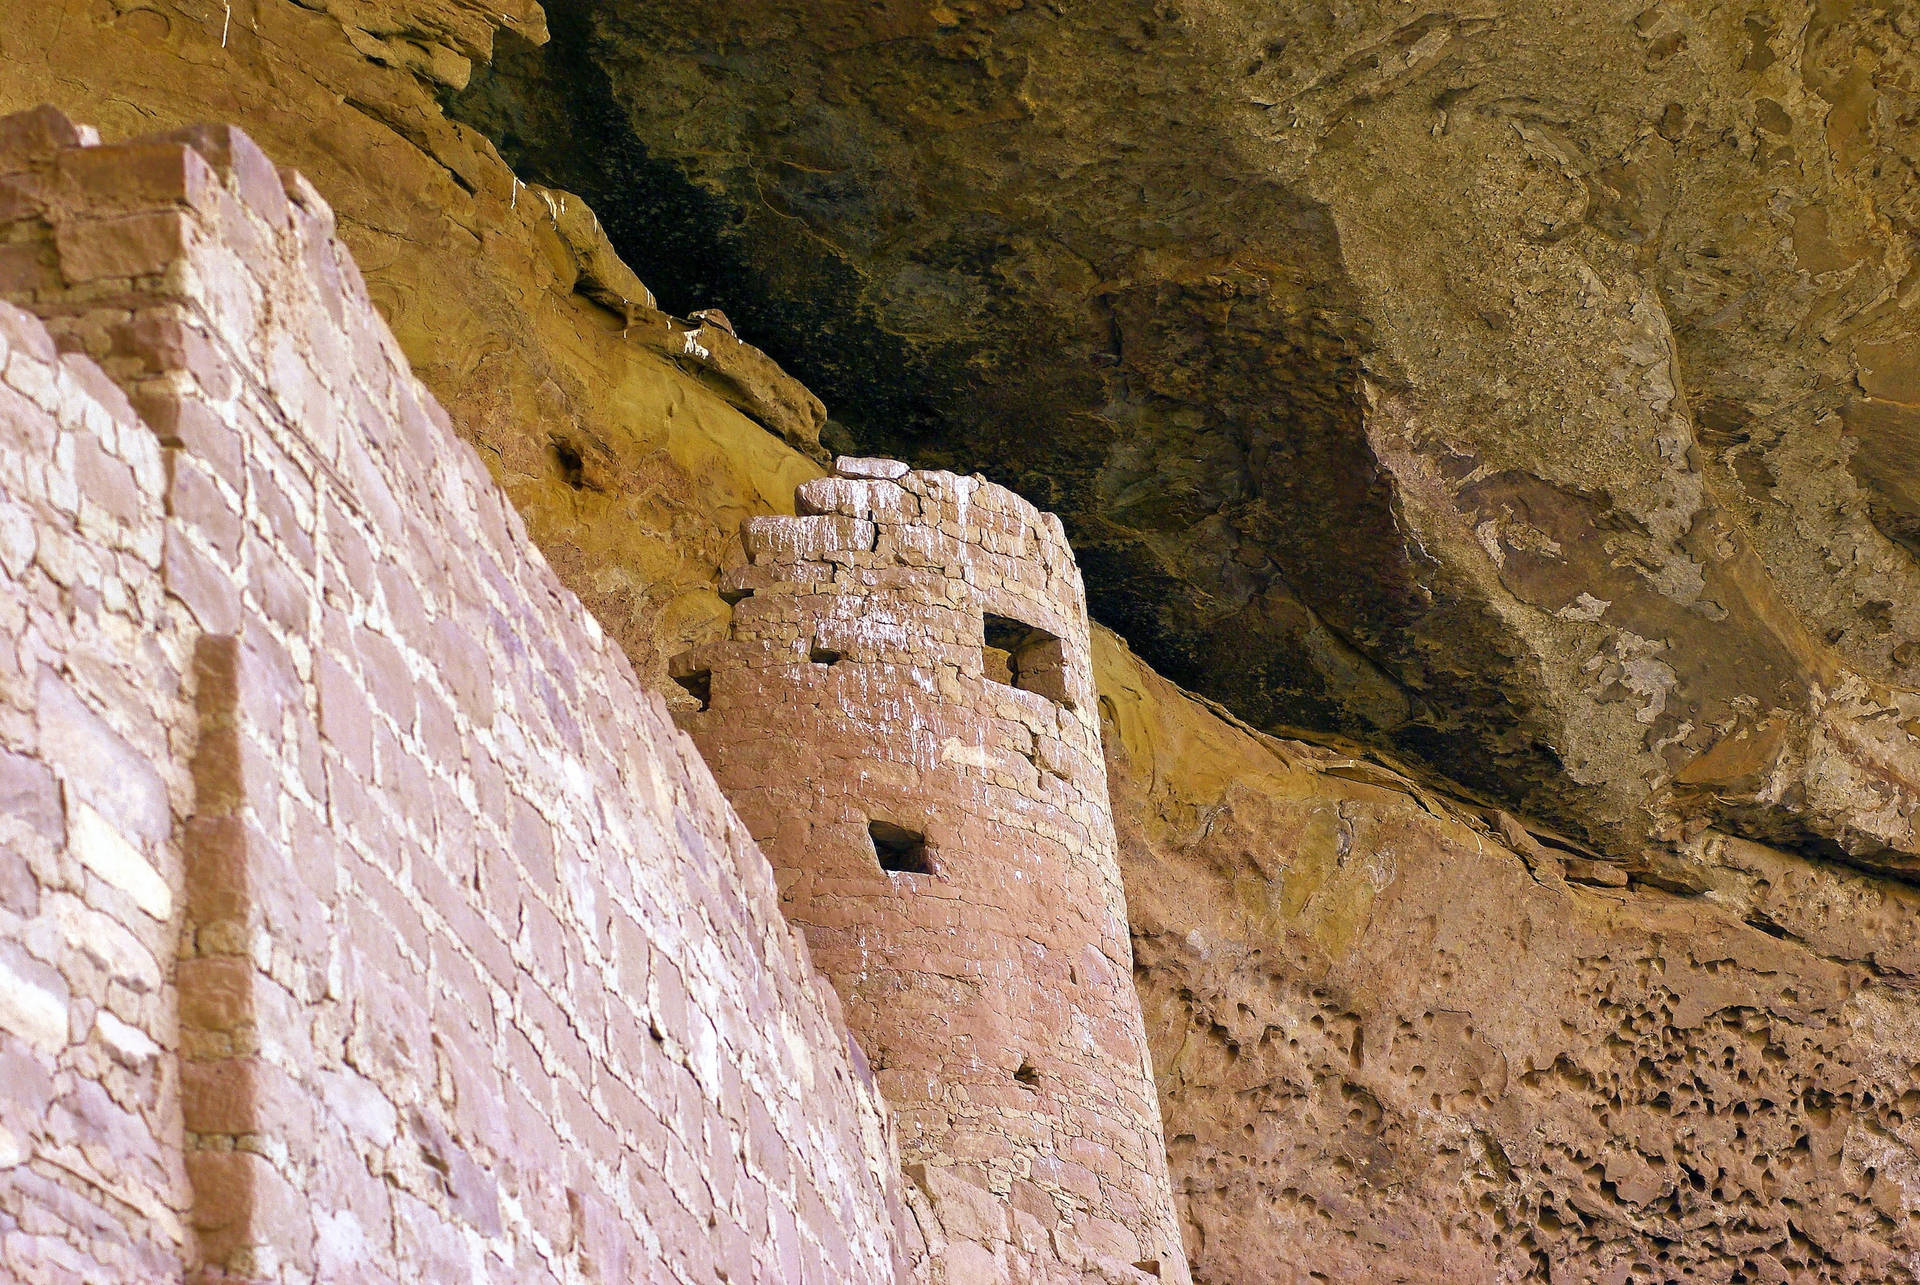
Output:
[671,668,711,711]
[982,613,1072,706]
[869,820,932,875]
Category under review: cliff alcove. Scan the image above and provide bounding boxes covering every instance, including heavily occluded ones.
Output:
[450,0,1920,871]
[5,0,1920,1281]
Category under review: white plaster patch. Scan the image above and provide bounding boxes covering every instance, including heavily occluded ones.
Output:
[940,737,992,769]
[69,799,172,920]
[0,952,68,1054]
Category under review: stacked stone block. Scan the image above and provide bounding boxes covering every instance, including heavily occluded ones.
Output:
[0,288,194,1281]
[675,458,1192,1283]
[0,107,909,1284]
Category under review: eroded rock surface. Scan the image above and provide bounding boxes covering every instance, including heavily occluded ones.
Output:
[1099,630,1920,1283]
[455,0,1920,869]
[15,1,1920,1280]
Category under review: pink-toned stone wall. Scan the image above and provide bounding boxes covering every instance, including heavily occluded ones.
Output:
[0,107,907,1284]
[674,458,1191,1283]
[0,291,194,1281]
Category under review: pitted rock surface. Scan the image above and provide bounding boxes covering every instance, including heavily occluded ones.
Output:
[1099,629,1920,1283]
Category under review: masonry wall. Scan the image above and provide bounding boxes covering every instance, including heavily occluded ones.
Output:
[0,107,907,1284]
[675,459,1191,1284]
[0,289,195,1280]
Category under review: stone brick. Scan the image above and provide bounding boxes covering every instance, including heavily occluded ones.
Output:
[187,1148,312,1268]
[34,670,170,843]
[164,525,242,635]
[315,654,372,771]
[155,124,291,231]
[67,798,170,920]
[175,956,253,1036]
[0,111,909,1285]
[0,104,92,171]
[0,748,62,844]
[834,456,911,481]
[679,461,1189,1278]
[54,211,193,284]
[0,941,70,1055]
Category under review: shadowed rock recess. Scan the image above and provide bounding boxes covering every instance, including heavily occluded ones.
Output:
[9,0,1920,1281]
[452,0,1920,873]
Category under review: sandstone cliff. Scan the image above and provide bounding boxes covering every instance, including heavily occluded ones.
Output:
[1102,630,1920,1281]
[9,1,1920,1281]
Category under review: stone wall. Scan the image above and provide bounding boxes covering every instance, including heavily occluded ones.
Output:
[674,459,1190,1283]
[0,107,906,1284]
[0,264,195,1282]
[0,0,826,700]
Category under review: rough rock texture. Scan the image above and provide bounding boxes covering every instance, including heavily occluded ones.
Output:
[680,458,1189,1283]
[0,111,906,1284]
[15,1,1920,1281]
[455,0,1920,870]
[1100,629,1920,1283]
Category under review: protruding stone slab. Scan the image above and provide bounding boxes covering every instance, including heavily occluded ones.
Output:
[835,454,912,480]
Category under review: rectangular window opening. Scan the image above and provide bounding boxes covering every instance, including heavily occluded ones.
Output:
[810,645,843,666]
[982,613,1073,706]
[869,820,931,875]
[671,668,711,711]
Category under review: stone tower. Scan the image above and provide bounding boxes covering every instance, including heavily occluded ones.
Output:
[673,457,1190,1282]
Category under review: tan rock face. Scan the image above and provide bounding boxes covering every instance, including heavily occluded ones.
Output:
[16,2,1920,1281]
[455,0,1920,869]
[1100,630,1920,1283]
[0,0,823,697]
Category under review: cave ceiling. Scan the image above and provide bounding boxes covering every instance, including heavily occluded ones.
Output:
[453,0,1920,865]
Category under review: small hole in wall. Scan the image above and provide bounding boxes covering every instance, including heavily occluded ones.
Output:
[869,820,931,875]
[810,645,843,665]
[1014,1059,1040,1089]
[719,586,753,605]
[552,439,589,491]
[983,613,1072,706]
[672,669,711,711]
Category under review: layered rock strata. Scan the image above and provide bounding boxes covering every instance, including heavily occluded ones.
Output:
[675,457,1189,1283]
[0,109,906,1283]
